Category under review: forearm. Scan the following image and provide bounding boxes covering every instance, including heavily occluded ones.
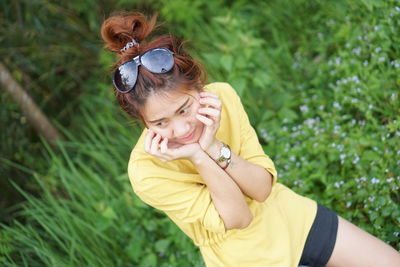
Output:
[208,141,273,202]
[226,151,273,202]
[192,150,253,230]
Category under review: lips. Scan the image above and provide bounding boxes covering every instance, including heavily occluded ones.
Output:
[178,130,195,142]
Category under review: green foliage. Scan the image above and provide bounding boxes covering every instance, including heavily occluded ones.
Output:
[1,0,399,266]
[1,97,202,266]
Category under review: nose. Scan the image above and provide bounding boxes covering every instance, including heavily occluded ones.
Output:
[172,118,191,139]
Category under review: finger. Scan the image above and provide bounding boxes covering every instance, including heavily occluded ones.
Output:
[150,133,162,154]
[196,114,214,126]
[200,91,219,98]
[198,107,220,118]
[144,129,156,152]
[160,137,168,154]
[199,97,222,110]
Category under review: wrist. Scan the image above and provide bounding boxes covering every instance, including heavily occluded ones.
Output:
[206,139,223,160]
[190,149,209,166]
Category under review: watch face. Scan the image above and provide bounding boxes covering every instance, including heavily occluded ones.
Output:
[221,146,231,158]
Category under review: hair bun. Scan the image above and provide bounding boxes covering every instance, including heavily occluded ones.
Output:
[101,12,157,54]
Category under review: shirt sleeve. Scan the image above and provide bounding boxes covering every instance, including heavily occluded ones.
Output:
[129,159,226,234]
[228,84,278,184]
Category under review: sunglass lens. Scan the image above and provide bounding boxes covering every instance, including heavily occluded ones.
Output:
[141,48,174,74]
[113,61,138,93]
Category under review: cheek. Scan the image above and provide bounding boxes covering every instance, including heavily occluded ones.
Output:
[148,127,168,138]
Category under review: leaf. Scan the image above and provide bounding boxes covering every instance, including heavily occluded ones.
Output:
[231,78,246,97]
[220,54,233,72]
[140,253,158,267]
[155,239,171,253]
[102,207,117,220]
[278,108,298,122]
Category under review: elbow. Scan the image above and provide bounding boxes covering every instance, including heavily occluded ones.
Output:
[238,212,253,229]
[226,212,253,230]
[253,170,273,202]
[253,186,272,203]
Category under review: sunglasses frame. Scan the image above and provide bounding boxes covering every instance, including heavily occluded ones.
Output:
[113,47,174,94]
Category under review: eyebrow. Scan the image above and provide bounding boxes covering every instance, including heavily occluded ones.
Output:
[148,97,191,124]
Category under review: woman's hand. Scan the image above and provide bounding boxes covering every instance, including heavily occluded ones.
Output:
[144,129,204,163]
[196,91,223,159]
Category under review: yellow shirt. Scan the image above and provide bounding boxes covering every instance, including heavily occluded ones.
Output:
[128,82,317,267]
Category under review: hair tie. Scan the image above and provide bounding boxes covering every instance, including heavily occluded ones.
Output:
[120,39,139,52]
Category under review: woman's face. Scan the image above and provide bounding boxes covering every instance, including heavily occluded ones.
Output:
[142,87,204,148]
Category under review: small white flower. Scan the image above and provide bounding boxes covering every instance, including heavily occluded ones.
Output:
[346,202,352,208]
[363,60,369,66]
[333,102,342,110]
[352,155,360,164]
[284,165,289,170]
[379,57,385,62]
[337,144,344,152]
[261,128,268,140]
[371,177,380,184]
[352,47,361,56]
[375,47,382,53]
[300,105,309,113]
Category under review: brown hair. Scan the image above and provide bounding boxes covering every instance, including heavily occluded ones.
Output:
[101,11,206,122]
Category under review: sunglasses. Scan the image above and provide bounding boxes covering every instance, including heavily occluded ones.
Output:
[113,47,174,93]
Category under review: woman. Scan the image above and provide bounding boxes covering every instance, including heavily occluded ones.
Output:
[101,12,400,267]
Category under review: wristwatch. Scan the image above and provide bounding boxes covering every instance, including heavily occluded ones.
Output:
[216,143,231,169]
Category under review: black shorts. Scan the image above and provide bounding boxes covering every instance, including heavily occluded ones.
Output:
[299,204,339,267]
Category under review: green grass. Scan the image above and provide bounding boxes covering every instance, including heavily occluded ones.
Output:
[1,0,399,266]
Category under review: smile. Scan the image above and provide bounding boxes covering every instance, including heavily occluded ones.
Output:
[178,130,195,142]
